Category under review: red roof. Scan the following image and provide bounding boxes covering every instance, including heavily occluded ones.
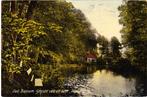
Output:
[85,53,97,58]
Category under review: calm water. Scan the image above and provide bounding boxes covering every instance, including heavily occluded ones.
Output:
[64,69,146,96]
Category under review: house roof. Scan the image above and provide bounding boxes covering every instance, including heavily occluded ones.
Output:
[86,53,97,58]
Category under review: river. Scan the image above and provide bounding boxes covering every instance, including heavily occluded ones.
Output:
[63,69,146,96]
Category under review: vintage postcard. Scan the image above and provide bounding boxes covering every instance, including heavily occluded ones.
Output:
[1,0,147,96]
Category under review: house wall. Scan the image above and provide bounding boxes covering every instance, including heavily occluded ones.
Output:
[87,58,96,62]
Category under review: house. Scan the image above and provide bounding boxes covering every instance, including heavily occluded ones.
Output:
[85,53,97,63]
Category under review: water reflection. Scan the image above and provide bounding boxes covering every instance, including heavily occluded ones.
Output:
[64,69,146,96]
[40,64,146,96]
[89,70,136,96]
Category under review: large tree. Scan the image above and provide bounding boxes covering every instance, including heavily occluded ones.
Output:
[118,1,147,71]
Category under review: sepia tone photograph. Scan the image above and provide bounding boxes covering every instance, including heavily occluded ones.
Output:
[1,0,147,96]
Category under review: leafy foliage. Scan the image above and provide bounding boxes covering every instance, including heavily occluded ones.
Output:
[2,0,99,92]
[118,1,147,71]
[2,14,45,73]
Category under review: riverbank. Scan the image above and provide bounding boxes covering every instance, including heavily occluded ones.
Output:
[95,63,147,78]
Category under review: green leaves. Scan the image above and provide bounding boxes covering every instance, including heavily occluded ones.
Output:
[8,63,21,74]
[2,14,47,74]
[118,1,147,68]
[47,23,63,33]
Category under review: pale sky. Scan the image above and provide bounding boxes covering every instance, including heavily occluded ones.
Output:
[67,0,123,41]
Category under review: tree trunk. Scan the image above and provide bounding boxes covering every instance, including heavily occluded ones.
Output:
[25,1,37,20]
[10,1,16,15]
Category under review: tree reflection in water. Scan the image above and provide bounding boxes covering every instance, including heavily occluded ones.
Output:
[40,64,146,96]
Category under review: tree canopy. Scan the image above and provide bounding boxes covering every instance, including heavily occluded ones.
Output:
[2,0,99,82]
[118,0,147,70]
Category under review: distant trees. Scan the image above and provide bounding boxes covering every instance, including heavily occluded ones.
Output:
[118,1,147,71]
[96,35,123,65]
[110,36,121,58]
[97,35,109,57]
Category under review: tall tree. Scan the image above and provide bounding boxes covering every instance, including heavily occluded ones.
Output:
[118,1,147,70]
[110,36,121,58]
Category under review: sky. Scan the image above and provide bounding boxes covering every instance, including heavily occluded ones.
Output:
[67,0,123,41]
